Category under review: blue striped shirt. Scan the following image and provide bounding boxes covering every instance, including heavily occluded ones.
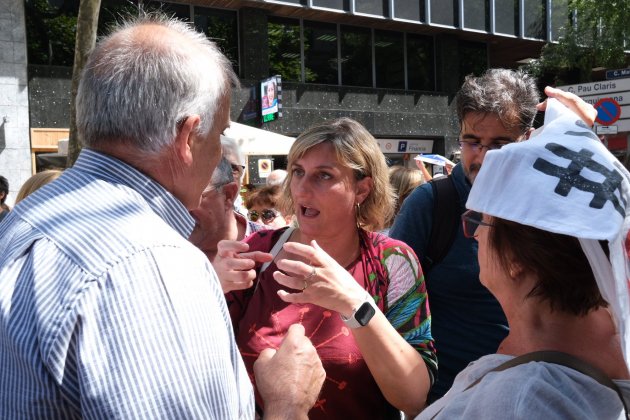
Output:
[0,149,254,419]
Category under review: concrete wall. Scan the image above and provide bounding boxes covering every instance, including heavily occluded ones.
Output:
[232,81,460,156]
[28,73,460,156]
[0,0,31,207]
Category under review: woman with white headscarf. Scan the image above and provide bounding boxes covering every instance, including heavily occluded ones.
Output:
[418,96,630,419]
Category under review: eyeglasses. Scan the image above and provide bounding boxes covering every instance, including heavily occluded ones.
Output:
[461,210,494,238]
[459,141,509,153]
[230,163,245,175]
[249,209,278,224]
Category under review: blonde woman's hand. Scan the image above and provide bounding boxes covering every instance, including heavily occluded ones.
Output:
[273,240,367,318]
[213,240,273,293]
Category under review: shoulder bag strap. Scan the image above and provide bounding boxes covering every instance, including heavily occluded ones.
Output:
[423,175,459,272]
[259,226,294,274]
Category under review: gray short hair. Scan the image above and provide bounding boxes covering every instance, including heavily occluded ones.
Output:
[220,135,245,166]
[77,13,239,154]
[210,157,234,190]
[456,69,540,135]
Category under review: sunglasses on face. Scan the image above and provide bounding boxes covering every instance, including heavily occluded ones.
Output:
[249,209,278,224]
[461,209,494,238]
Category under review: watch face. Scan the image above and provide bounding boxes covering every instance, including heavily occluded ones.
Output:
[355,301,376,326]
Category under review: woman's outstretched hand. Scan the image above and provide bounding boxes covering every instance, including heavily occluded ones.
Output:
[273,240,367,318]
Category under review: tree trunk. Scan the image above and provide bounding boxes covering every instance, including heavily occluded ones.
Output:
[66,0,101,167]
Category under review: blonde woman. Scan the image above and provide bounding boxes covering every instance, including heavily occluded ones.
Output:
[386,165,425,230]
[15,170,62,204]
[222,118,436,418]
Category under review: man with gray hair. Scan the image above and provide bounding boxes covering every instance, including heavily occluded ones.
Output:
[221,135,249,215]
[391,69,541,402]
[0,15,323,418]
[189,157,267,263]
[266,169,288,187]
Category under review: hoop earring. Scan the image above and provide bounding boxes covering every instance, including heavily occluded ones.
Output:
[355,202,361,229]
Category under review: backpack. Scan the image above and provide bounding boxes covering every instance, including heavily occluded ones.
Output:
[422,175,460,272]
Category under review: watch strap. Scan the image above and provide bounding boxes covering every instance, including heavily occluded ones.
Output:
[340,293,377,328]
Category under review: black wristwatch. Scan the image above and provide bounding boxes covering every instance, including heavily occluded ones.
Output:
[340,294,377,328]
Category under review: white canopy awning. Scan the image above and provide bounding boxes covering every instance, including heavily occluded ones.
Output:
[224,121,295,155]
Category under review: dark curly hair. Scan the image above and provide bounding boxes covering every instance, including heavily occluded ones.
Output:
[456,68,540,135]
[0,176,8,205]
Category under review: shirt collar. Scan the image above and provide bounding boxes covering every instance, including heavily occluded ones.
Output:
[73,149,196,238]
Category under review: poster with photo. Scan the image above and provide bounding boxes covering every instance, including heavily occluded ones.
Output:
[260,76,279,122]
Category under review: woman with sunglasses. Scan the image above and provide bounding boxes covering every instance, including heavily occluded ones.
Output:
[418,99,630,419]
[221,118,436,418]
[245,185,290,229]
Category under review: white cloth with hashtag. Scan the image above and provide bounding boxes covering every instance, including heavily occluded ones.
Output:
[467,98,630,369]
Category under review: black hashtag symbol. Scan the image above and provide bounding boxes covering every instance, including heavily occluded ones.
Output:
[533,142,625,216]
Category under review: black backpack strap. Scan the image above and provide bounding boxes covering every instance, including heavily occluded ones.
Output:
[423,175,460,272]
[456,351,629,419]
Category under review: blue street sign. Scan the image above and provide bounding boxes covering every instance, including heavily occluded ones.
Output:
[606,68,630,80]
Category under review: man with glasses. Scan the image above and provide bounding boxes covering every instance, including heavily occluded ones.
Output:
[390,69,540,402]
[190,157,267,263]
[221,135,249,216]
[393,70,598,403]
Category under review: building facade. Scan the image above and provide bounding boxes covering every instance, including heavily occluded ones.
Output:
[5,0,563,196]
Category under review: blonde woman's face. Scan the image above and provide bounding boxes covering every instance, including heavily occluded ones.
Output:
[289,143,362,237]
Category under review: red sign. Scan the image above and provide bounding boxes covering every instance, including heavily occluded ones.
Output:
[594,98,622,126]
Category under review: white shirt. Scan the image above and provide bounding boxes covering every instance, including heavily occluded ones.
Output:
[0,149,254,419]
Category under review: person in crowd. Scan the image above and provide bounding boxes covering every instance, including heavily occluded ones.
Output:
[221,135,249,215]
[245,184,291,229]
[0,15,324,418]
[266,169,287,186]
[15,169,63,204]
[419,98,630,418]
[221,117,437,419]
[190,157,267,262]
[0,175,9,222]
[391,69,542,401]
[262,80,277,110]
[384,165,425,231]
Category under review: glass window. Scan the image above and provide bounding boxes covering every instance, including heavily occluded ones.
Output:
[279,0,307,5]
[355,0,388,17]
[268,17,302,82]
[375,31,404,89]
[549,0,569,41]
[303,21,338,84]
[524,0,546,39]
[430,0,457,26]
[101,0,190,34]
[393,0,425,22]
[459,40,487,85]
[194,8,239,74]
[494,0,518,35]
[25,0,79,66]
[340,26,372,87]
[25,0,191,67]
[313,0,349,12]
[463,0,489,31]
[407,34,434,91]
